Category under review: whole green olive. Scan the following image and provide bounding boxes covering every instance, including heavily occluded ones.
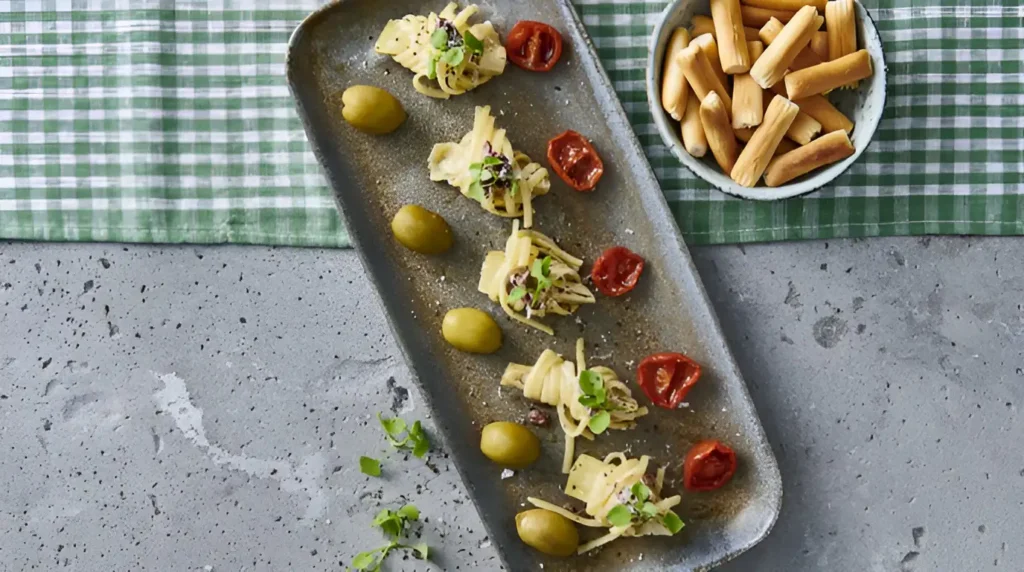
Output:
[480,421,540,468]
[515,509,579,557]
[442,308,502,354]
[390,205,453,254]
[341,85,406,134]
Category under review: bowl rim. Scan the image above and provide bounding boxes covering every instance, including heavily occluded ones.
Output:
[645,0,888,201]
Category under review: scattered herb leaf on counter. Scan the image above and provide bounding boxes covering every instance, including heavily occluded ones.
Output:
[359,456,382,477]
[351,503,430,571]
[378,413,431,458]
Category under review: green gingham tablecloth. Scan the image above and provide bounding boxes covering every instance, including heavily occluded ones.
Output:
[1,1,1022,247]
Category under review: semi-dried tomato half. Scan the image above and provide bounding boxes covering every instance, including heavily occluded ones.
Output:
[636,352,701,409]
[683,440,737,491]
[546,130,604,191]
[505,21,564,72]
[592,246,645,297]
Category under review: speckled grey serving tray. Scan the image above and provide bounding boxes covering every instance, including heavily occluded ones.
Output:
[287,1,781,570]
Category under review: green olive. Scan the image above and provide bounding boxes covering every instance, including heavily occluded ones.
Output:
[515,509,579,557]
[341,85,406,134]
[390,205,453,254]
[480,421,540,468]
[442,308,502,354]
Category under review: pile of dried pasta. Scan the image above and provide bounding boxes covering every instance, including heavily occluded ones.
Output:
[659,0,874,188]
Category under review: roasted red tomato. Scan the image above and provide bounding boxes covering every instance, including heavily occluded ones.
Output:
[637,352,701,409]
[683,440,737,491]
[546,130,605,191]
[505,21,564,72]
[592,246,645,297]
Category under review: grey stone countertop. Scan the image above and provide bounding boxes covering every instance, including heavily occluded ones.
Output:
[1,236,1022,571]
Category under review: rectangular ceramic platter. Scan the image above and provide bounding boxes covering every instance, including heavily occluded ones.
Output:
[287,1,781,570]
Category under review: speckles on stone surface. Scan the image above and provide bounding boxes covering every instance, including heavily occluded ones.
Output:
[812,315,849,348]
[784,281,802,308]
[912,526,925,547]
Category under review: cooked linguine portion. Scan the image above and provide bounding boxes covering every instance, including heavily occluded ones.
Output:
[374,3,506,99]
[478,221,594,334]
[429,106,550,227]
[502,339,648,472]
[528,453,683,554]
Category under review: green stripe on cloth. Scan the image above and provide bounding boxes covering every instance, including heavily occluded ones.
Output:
[0,1,1022,247]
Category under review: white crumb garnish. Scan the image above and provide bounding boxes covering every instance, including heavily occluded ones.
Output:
[625,360,635,367]
[625,228,635,234]
[680,402,690,408]
[440,275,446,282]
[501,469,515,480]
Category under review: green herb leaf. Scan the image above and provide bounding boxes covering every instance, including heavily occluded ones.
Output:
[398,504,420,521]
[378,414,407,441]
[483,156,503,166]
[510,179,520,196]
[464,30,484,54]
[430,28,448,49]
[411,542,430,559]
[380,521,402,539]
[578,394,602,408]
[351,550,379,570]
[588,410,611,434]
[606,504,633,527]
[442,47,464,66]
[479,169,494,183]
[426,57,437,80]
[661,510,685,534]
[507,286,527,304]
[359,456,382,477]
[640,501,660,518]
[372,508,394,526]
[530,256,551,280]
[468,162,483,180]
[578,369,604,395]
[631,482,651,503]
[409,421,430,458]
[466,181,486,201]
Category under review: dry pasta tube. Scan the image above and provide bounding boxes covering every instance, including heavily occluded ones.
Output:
[793,94,854,133]
[693,15,762,41]
[732,74,763,128]
[730,95,799,186]
[741,4,796,27]
[700,92,740,173]
[786,108,822,144]
[810,30,829,60]
[735,126,798,155]
[742,0,826,10]
[677,44,733,112]
[825,0,858,87]
[758,17,822,72]
[690,34,729,91]
[784,49,872,99]
[690,15,716,38]
[764,129,854,186]
[711,0,751,73]
[681,89,708,157]
[661,28,691,121]
[750,7,822,88]
[747,40,765,62]
[760,90,820,143]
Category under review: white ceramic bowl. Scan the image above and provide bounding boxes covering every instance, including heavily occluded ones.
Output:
[646,0,887,200]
